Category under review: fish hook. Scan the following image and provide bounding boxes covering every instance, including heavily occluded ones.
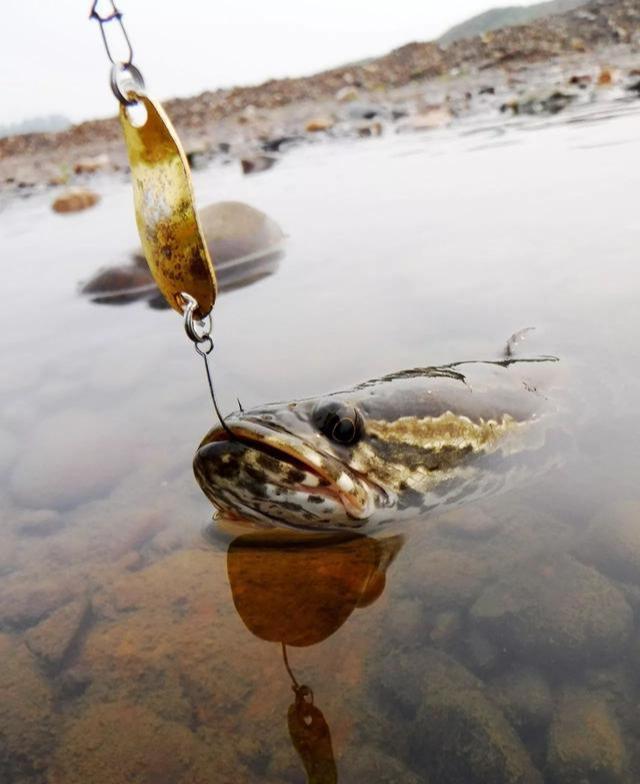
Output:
[182,293,236,440]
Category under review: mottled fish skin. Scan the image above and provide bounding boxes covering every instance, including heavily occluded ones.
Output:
[194,357,561,530]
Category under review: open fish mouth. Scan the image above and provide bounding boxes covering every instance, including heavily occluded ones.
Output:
[193,419,381,528]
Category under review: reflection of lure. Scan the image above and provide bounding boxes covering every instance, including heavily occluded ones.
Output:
[288,682,337,784]
[223,530,403,784]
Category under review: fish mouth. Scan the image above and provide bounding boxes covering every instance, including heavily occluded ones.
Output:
[195,419,380,524]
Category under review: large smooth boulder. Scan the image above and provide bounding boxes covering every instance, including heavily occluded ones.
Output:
[471,554,633,666]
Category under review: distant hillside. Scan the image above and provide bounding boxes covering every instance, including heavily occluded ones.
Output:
[439,0,589,45]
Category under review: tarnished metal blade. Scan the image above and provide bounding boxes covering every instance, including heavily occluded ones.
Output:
[119,95,217,318]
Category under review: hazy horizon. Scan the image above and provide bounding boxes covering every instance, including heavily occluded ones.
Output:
[2,0,536,127]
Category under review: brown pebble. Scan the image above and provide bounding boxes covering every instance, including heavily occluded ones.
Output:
[52,188,99,213]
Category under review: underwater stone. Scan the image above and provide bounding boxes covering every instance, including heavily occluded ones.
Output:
[547,689,627,784]
[489,667,554,735]
[414,649,542,784]
[470,554,633,666]
[374,648,542,784]
[13,508,65,537]
[0,633,54,779]
[10,410,134,510]
[343,745,425,783]
[0,573,83,630]
[578,501,640,585]
[399,548,489,612]
[49,701,252,784]
[25,597,91,671]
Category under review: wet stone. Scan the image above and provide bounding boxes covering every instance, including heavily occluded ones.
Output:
[430,609,462,648]
[49,701,251,784]
[10,410,134,510]
[462,629,501,676]
[470,554,633,666]
[342,745,425,783]
[384,597,424,642]
[437,505,503,540]
[578,501,640,585]
[547,690,627,784]
[377,648,542,784]
[25,597,91,672]
[0,633,54,779]
[240,155,277,175]
[0,573,83,630]
[52,188,99,213]
[13,508,65,537]
[80,264,154,296]
[488,667,553,735]
[398,548,489,612]
[305,116,335,132]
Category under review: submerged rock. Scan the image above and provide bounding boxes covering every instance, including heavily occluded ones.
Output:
[399,548,489,612]
[49,701,250,784]
[375,649,542,784]
[489,667,554,735]
[547,690,627,784]
[343,745,424,783]
[10,410,134,510]
[25,597,91,671]
[0,573,83,630]
[578,501,640,585]
[384,649,542,784]
[13,508,65,537]
[0,633,54,779]
[81,201,285,304]
[470,554,633,666]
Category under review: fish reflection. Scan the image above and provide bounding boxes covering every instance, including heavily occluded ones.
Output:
[225,529,404,783]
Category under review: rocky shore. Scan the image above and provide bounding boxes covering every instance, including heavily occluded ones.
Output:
[2,0,640,193]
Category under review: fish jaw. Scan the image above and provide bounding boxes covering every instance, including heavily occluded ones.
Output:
[193,419,384,529]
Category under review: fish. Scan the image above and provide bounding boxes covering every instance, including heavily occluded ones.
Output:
[193,355,562,530]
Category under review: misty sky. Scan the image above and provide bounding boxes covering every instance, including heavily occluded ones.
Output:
[2,1,533,126]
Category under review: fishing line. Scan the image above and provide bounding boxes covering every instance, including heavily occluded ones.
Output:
[182,292,236,439]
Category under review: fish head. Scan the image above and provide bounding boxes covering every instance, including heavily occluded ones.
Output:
[194,358,560,530]
[194,392,387,529]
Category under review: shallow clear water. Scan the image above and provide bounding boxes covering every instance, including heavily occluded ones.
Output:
[2,99,640,783]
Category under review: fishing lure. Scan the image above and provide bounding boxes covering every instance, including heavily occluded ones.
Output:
[90,1,226,419]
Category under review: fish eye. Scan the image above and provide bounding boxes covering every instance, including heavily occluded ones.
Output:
[312,401,363,445]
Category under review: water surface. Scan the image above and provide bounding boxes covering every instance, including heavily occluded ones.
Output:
[2,100,640,783]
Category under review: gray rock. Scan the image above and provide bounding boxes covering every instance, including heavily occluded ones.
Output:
[240,155,277,175]
[343,745,424,783]
[10,410,134,510]
[13,509,64,537]
[25,597,90,671]
[374,649,542,784]
[471,554,633,666]
[0,573,83,630]
[437,506,503,540]
[198,200,285,263]
[462,629,501,676]
[578,502,640,585]
[399,548,489,612]
[547,689,627,784]
[0,633,54,778]
[489,668,553,734]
